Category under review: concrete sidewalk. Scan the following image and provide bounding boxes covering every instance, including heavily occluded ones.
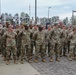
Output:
[0,56,41,75]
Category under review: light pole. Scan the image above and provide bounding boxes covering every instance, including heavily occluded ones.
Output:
[72,10,76,25]
[29,4,31,25]
[0,0,1,24]
[35,0,37,24]
[0,0,1,16]
[48,7,51,19]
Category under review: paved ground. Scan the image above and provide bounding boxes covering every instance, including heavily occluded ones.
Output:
[0,55,41,75]
[30,56,76,75]
[0,55,76,75]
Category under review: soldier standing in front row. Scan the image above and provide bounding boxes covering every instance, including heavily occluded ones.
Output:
[0,25,3,55]
[51,24,62,62]
[2,22,10,61]
[3,25,18,65]
[19,25,32,64]
[68,27,76,61]
[34,26,46,63]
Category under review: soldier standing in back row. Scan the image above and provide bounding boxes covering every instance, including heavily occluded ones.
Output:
[29,25,34,57]
[14,25,21,60]
[60,26,68,57]
[47,26,55,62]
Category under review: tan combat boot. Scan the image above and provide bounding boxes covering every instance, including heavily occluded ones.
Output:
[68,55,72,61]
[28,59,32,63]
[56,58,60,62]
[4,57,6,61]
[50,57,53,62]
[68,57,72,61]
[6,60,10,65]
[14,60,18,64]
[42,59,46,62]
[74,56,76,60]
[34,60,38,63]
[20,61,24,64]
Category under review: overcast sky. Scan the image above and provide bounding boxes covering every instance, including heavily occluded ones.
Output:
[1,0,76,19]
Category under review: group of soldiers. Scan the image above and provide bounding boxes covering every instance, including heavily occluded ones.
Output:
[0,22,76,65]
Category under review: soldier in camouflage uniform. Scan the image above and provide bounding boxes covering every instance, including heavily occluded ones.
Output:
[68,27,76,61]
[51,24,62,62]
[2,22,9,61]
[14,25,21,60]
[43,26,48,54]
[33,25,38,48]
[19,25,32,64]
[3,25,17,65]
[29,25,34,57]
[33,26,46,63]
[46,26,55,62]
[46,26,53,57]
[67,27,73,53]
[60,26,68,57]
[0,25,3,55]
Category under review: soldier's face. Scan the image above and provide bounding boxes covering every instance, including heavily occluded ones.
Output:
[48,27,51,31]
[0,29,2,32]
[34,26,37,30]
[56,25,59,28]
[20,25,24,29]
[43,27,45,30]
[74,29,76,33]
[63,27,66,30]
[8,27,13,32]
[16,26,19,29]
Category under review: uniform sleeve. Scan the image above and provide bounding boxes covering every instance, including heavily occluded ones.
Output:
[2,32,7,38]
[18,31,23,37]
[33,31,37,41]
[68,32,73,40]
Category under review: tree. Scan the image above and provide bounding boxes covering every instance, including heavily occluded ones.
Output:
[20,12,26,19]
[63,17,68,25]
[20,12,30,24]
[14,13,19,25]
[9,13,13,25]
[5,13,9,21]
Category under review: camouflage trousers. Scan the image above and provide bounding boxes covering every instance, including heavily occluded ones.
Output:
[0,42,2,53]
[6,46,17,60]
[48,42,54,58]
[31,43,34,56]
[35,43,45,60]
[67,41,70,53]
[16,38,22,58]
[17,43,21,58]
[21,44,31,61]
[61,42,68,56]
[0,39,4,55]
[1,40,6,57]
[54,43,61,59]
[69,44,76,57]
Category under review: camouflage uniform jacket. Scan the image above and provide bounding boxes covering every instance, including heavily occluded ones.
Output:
[3,31,17,47]
[33,30,46,45]
[20,30,32,45]
[68,31,76,46]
